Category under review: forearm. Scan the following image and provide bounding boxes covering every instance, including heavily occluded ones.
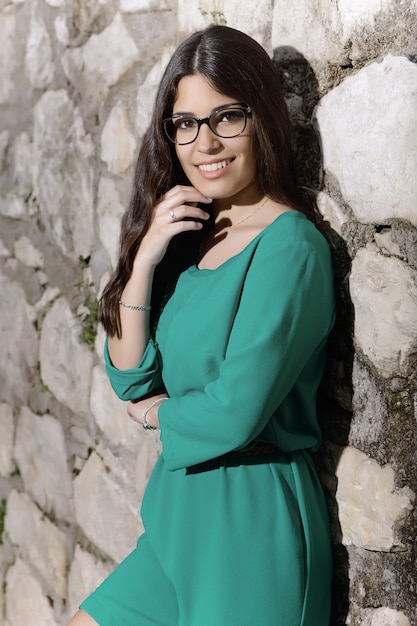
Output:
[107,185,211,370]
[108,257,155,370]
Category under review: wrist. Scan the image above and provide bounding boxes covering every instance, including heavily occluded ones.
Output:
[141,396,168,430]
[133,249,159,273]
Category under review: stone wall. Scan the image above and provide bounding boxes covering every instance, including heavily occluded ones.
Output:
[0,1,416,625]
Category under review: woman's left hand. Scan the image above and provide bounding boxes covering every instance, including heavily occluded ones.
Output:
[127,394,168,429]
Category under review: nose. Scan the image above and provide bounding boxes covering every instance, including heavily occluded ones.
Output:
[195,121,221,152]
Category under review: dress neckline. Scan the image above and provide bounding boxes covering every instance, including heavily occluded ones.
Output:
[192,210,301,273]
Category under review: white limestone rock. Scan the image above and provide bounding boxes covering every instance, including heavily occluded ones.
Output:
[39,297,94,416]
[360,607,411,626]
[350,247,417,378]
[316,190,350,236]
[96,177,124,269]
[335,446,415,551]
[90,364,139,450]
[32,90,95,259]
[5,491,67,599]
[178,0,272,48]
[25,6,54,89]
[14,236,44,269]
[66,545,113,619]
[14,407,74,521]
[0,6,17,104]
[0,236,10,257]
[0,403,14,477]
[0,129,9,172]
[62,12,139,112]
[272,0,343,64]
[5,558,59,626]
[0,273,38,404]
[315,56,417,227]
[135,47,174,138]
[374,229,404,259]
[337,0,401,45]
[33,286,61,316]
[81,13,139,85]
[73,452,140,563]
[272,0,405,64]
[0,194,27,218]
[11,132,33,197]
[54,15,70,45]
[121,0,169,10]
[101,102,137,176]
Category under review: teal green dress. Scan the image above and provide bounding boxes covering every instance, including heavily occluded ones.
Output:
[81,211,335,626]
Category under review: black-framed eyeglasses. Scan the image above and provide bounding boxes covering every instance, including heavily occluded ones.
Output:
[162,105,252,145]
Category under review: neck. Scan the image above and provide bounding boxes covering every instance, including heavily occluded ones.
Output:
[212,190,266,225]
[210,196,269,233]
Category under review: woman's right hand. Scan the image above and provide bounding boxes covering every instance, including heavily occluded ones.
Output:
[134,185,212,269]
[109,186,211,370]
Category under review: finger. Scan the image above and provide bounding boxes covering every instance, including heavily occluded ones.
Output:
[162,185,212,206]
[166,204,210,223]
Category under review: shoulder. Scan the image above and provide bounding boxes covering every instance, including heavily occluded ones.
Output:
[257,211,331,261]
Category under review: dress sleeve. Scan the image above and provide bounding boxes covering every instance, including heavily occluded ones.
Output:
[158,232,335,470]
[104,337,164,400]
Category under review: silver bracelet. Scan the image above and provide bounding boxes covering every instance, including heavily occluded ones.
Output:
[141,397,168,430]
[119,300,151,311]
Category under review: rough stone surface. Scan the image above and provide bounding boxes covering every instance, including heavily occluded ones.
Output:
[73,452,140,563]
[101,101,137,176]
[90,364,140,450]
[32,90,95,259]
[335,446,414,551]
[0,273,38,405]
[5,490,67,599]
[66,545,113,619]
[360,607,411,626]
[24,6,55,89]
[349,247,417,378]
[5,558,59,626]
[96,177,125,269]
[1,2,416,624]
[0,403,14,477]
[61,12,139,114]
[39,297,94,416]
[14,407,74,521]
[0,6,17,105]
[316,56,417,227]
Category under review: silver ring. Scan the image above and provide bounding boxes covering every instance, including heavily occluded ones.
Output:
[169,209,177,221]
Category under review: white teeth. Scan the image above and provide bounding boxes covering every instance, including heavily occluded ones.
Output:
[198,159,230,172]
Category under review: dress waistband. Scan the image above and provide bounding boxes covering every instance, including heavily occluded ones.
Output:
[223,442,281,459]
[186,442,281,475]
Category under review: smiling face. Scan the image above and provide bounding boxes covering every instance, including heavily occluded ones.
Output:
[173,74,260,204]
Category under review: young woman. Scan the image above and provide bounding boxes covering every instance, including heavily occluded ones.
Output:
[68,25,335,626]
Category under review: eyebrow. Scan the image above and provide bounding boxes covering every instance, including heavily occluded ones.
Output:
[172,102,245,117]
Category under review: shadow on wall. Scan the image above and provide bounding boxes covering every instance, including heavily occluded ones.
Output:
[273,46,354,626]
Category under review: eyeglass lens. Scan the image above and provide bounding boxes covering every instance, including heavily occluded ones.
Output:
[166,108,248,144]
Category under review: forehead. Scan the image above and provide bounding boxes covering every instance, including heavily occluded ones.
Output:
[173,74,237,114]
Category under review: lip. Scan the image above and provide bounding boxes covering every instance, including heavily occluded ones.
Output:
[195,157,235,178]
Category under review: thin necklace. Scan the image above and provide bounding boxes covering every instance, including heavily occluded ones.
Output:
[233,196,269,228]
[198,196,270,260]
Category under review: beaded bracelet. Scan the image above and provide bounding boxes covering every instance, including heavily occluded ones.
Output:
[141,397,168,430]
[119,300,151,311]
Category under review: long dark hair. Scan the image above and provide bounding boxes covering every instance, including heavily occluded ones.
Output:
[100,25,318,337]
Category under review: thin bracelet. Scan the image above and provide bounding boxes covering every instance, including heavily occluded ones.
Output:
[119,300,151,311]
[141,397,168,430]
